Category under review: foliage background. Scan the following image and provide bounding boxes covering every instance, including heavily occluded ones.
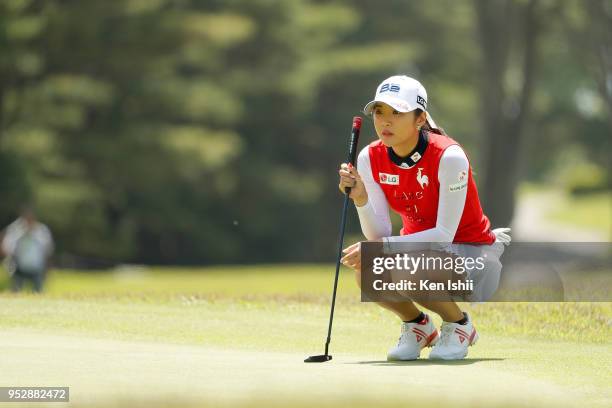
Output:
[0,0,609,265]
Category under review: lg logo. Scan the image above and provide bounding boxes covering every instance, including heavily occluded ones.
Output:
[379,172,399,185]
[416,96,426,109]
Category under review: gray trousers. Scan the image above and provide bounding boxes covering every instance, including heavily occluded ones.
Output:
[11,268,45,293]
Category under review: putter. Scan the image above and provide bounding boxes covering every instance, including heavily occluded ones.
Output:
[305,116,362,363]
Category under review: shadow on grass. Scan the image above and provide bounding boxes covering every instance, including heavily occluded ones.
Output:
[347,358,505,366]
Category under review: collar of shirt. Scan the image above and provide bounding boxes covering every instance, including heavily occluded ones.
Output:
[387,129,429,169]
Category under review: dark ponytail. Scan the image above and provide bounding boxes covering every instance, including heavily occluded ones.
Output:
[415,108,445,135]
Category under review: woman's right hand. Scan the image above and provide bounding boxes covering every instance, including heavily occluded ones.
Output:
[338,163,368,206]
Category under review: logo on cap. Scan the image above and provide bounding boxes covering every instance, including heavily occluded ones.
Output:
[380,83,400,93]
[416,95,426,109]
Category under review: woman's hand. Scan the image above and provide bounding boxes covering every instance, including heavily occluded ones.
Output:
[338,163,368,206]
[341,241,362,271]
[342,240,382,270]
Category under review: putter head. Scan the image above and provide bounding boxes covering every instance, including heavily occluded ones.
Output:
[304,354,332,363]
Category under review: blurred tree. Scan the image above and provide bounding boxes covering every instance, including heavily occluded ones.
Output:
[0,0,608,264]
[0,0,44,223]
[514,0,610,194]
[583,0,612,130]
[473,0,543,226]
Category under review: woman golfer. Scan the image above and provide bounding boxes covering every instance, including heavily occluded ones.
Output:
[338,75,510,360]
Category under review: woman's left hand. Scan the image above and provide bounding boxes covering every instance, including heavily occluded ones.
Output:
[341,242,361,271]
[341,240,381,271]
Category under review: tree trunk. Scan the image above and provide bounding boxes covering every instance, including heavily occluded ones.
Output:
[584,0,612,132]
[474,0,540,227]
[0,85,4,149]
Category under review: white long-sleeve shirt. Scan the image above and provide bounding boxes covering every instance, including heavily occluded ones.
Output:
[2,218,54,273]
[355,144,469,245]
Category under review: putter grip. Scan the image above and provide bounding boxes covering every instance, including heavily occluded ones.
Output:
[345,116,362,194]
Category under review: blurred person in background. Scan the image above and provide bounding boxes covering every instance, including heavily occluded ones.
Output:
[1,206,54,293]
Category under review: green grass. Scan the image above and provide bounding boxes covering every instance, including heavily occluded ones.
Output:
[0,265,611,408]
[518,183,611,235]
[548,191,611,233]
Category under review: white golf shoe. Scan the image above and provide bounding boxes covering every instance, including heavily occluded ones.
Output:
[429,313,478,360]
[387,314,439,361]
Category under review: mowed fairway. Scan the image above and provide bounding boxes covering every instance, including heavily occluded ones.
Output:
[0,266,610,408]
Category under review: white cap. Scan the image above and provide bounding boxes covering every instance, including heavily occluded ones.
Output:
[363,75,438,128]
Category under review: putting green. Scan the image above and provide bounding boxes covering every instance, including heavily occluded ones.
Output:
[0,329,599,408]
[0,266,610,407]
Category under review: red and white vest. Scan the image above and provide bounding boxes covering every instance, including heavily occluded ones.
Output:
[367,131,495,244]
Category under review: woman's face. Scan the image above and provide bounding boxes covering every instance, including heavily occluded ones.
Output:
[372,103,422,148]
